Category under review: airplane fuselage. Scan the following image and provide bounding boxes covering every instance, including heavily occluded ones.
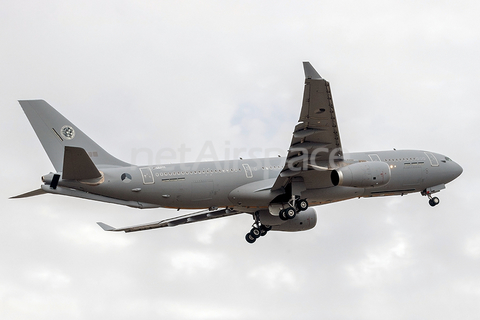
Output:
[51,149,462,211]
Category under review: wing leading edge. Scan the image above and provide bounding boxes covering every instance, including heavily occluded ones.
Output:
[272,62,343,191]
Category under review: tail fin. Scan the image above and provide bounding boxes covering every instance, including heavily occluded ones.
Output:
[19,100,130,171]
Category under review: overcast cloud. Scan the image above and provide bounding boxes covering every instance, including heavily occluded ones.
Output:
[1,1,479,319]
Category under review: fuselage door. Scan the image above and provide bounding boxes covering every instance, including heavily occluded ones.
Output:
[368,154,381,161]
[242,163,253,178]
[139,167,155,184]
[424,152,439,167]
[403,162,424,186]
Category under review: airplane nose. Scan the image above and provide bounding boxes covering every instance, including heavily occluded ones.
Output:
[442,158,463,183]
[453,162,463,179]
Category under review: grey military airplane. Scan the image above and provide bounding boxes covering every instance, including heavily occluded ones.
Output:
[12,62,463,243]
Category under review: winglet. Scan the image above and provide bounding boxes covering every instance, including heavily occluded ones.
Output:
[303,62,322,80]
[97,222,117,231]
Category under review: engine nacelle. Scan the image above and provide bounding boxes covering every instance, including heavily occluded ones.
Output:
[271,208,317,232]
[331,161,391,188]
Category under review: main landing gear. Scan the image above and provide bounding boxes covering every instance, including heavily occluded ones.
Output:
[245,225,272,244]
[278,198,308,220]
[245,199,309,244]
[245,211,272,244]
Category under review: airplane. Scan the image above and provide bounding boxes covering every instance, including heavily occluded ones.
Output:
[11,62,463,244]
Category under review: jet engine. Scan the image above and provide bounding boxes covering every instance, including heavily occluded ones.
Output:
[331,161,391,188]
[271,208,317,232]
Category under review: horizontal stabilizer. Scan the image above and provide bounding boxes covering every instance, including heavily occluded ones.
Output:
[97,222,116,231]
[63,146,101,180]
[10,188,46,199]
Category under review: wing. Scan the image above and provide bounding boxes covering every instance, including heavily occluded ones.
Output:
[97,208,241,233]
[272,62,343,191]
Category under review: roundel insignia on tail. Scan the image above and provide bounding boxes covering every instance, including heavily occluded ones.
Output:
[61,125,75,140]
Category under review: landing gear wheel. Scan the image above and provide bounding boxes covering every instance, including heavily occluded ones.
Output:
[279,209,288,221]
[429,197,440,207]
[245,233,256,243]
[250,227,261,239]
[285,207,296,219]
[260,225,270,236]
[245,211,272,243]
[296,199,308,211]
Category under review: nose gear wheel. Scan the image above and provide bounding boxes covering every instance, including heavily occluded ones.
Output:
[429,196,440,207]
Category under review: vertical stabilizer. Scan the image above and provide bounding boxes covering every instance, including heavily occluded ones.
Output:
[19,100,130,171]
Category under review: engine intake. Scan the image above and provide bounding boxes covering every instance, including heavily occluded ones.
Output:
[331,161,391,188]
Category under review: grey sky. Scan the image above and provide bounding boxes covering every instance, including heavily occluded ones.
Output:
[1,1,479,319]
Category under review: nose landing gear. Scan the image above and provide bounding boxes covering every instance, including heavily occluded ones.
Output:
[422,188,440,207]
[422,186,445,207]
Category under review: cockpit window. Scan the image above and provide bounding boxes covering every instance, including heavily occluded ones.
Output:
[445,157,452,161]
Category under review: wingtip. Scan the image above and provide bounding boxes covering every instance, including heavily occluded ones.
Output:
[302,61,322,80]
[97,222,116,231]
[10,188,46,199]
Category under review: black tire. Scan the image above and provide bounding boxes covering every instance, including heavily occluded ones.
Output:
[429,199,435,207]
[250,227,261,238]
[286,207,296,219]
[279,209,288,220]
[260,226,268,236]
[297,199,308,211]
[245,233,256,243]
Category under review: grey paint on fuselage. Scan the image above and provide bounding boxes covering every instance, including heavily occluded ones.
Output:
[55,149,462,210]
